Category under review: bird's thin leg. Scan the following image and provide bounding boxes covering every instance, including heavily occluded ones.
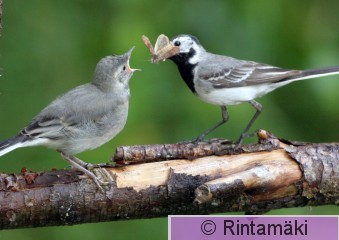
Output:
[235,100,263,147]
[62,154,111,170]
[195,106,229,142]
[60,152,107,190]
[63,154,96,170]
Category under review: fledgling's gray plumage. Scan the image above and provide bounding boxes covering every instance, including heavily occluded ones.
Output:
[0,47,137,158]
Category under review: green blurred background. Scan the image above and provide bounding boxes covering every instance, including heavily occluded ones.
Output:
[0,0,338,239]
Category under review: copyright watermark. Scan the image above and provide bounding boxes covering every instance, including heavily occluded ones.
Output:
[170,216,338,240]
[201,220,216,235]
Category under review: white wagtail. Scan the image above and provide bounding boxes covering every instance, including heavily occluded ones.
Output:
[160,34,339,145]
[0,47,139,188]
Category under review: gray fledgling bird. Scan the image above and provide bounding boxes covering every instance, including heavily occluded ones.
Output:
[0,47,138,188]
[166,34,339,145]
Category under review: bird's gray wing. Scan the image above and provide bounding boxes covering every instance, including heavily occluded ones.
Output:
[22,115,65,140]
[199,61,302,88]
[21,84,115,140]
[22,107,115,141]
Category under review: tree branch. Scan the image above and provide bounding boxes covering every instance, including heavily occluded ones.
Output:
[0,130,337,229]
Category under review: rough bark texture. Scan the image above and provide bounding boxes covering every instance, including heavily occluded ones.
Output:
[114,138,234,164]
[0,130,337,229]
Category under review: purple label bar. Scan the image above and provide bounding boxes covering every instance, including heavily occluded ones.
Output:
[169,216,338,240]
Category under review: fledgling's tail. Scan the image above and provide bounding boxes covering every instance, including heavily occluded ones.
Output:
[0,134,29,157]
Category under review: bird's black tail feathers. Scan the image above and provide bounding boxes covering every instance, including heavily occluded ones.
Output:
[296,66,339,81]
[0,134,29,157]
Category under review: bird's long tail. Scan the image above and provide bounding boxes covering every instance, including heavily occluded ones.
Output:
[0,134,28,157]
[292,66,339,81]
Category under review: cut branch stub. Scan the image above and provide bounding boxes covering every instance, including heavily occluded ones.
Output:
[288,143,339,202]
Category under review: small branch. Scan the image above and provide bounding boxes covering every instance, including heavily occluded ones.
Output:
[0,130,338,229]
[113,138,233,164]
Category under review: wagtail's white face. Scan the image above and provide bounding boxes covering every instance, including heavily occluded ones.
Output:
[170,35,204,65]
[172,35,199,53]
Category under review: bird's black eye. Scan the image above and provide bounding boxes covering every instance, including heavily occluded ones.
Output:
[123,66,126,71]
[174,41,181,46]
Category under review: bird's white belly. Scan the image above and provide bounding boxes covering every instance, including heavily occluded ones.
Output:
[195,83,277,106]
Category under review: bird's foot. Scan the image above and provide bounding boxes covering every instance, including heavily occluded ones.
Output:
[193,132,209,143]
[176,136,206,144]
[177,137,232,146]
[234,130,259,149]
[60,152,112,192]
[175,134,206,144]
[176,139,199,144]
